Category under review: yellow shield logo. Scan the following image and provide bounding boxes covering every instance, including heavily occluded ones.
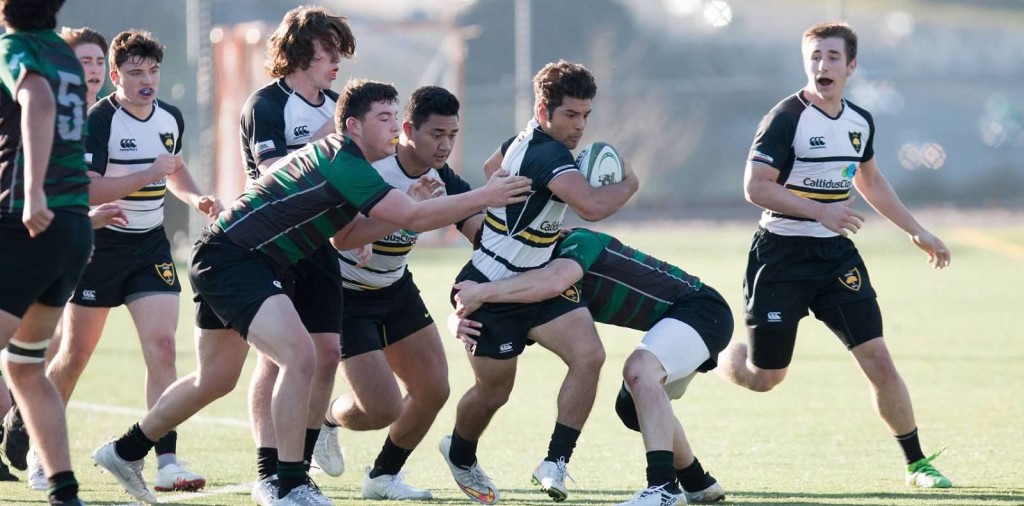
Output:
[159,132,175,153]
[848,131,862,153]
[839,267,861,292]
[155,262,176,286]
[560,284,581,303]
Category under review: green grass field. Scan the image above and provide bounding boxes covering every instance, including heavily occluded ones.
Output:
[2,218,1022,506]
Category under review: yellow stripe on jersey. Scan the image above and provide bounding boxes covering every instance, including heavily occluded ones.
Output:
[345,281,384,291]
[484,215,559,247]
[787,188,850,201]
[128,188,167,199]
[372,243,413,254]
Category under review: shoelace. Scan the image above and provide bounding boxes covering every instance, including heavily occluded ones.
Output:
[384,470,411,494]
[911,447,948,475]
[552,457,576,485]
[628,484,671,502]
[468,464,493,486]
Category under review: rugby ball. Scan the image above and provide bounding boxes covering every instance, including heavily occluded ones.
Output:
[575,142,623,187]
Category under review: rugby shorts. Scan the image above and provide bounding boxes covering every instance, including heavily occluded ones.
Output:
[70,226,180,307]
[341,270,432,359]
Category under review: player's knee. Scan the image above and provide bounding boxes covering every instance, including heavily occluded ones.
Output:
[195,370,240,400]
[570,342,605,374]
[144,333,177,366]
[747,370,785,392]
[614,384,641,433]
[366,402,402,429]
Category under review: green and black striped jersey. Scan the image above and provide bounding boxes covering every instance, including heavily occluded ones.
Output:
[215,135,392,267]
[558,228,703,331]
[0,29,89,215]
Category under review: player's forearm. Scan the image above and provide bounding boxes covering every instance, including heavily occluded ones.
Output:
[332,216,400,250]
[166,165,205,208]
[577,178,638,221]
[88,169,163,204]
[18,75,57,194]
[481,271,560,304]
[745,176,826,221]
[402,191,488,232]
[854,175,924,236]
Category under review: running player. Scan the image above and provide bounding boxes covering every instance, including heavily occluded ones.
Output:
[440,60,639,504]
[43,29,218,493]
[718,22,953,488]
[315,85,477,500]
[238,7,355,505]
[91,79,531,506]
[0,0,92,503]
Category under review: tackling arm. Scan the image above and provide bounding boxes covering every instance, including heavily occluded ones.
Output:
[454,258,585,315]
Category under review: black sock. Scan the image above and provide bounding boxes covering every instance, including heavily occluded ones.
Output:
[154,430,177,456]
[677,456,716,492]
[645,450,680,493]
[545,422,580,463]
[256,447,279,481]
[896,428,926,464]
[47,471,79,502]
[449,429,478,469]
[276,460,306,498]
[323,417,339,429]
[303,428,320,470]
[370,436,414,478]
[114,423,157,462]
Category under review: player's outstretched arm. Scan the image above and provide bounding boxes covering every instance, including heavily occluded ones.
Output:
[454,258,584,315]
[853,158,950,268]
[166,161,223,218]
[369,170,531,233]
[745,160,865,237]
[17,73,57,237]
[550,161,639,222]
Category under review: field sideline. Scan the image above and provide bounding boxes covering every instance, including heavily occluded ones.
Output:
[1,218,1021,506]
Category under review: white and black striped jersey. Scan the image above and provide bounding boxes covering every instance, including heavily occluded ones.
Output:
[240,78,338,182]
[339,154,474,291]
[471,119,580,281]
[85,94,184,233]
[748,91,875,237]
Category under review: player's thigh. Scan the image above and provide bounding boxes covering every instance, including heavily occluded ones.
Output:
[384,323,449,400]
[246,294,314,368]
[634,317,710,386]
[195,327,249,391]
[59,303,110,357]
[528,306,603,366]
[339,349,402,409]
[126,293,180,342]
[292,245,343,336]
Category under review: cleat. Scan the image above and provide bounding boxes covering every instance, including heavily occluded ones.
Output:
[683,481,724,503]
[906,449,952,488]
[312,424,344,477]
[531,457,573,502]
[439,435,498,505]
[27,447,47,490]
[91,441,158,503]
[306,477,333,506]
[48,499,86,505]
[252,475,279,506]
[274,482,332,506]
[361,466,432,500]
[616,484,685,506]
[154,462,206,492]
[2,406,29,470]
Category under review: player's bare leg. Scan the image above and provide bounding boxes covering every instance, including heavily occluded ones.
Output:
[716,341,787,392]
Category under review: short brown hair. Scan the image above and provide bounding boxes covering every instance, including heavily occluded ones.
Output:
[265,6,356,78]
[60,26,108,56]
[109,30,164,69]
[533,60,597,117]
[803,22,858,62]
[335,79,398,133]
[1,0,64,30]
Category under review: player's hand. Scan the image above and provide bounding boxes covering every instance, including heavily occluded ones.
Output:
[349,243,373,268]
[482,169,532,207]
[911,230,951,269]
[445,312,481,352]
[22,188,53,237]
[453,280,486,316]
[816,194,865,237]
[407,175,445,202]
[88,202,127,229]
[150,153,180,179]
[196,195,223,218]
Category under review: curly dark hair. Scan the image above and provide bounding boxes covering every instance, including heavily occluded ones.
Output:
[533,60,597,117]
[1,0,64,31]
[109,30,164,69]
[60,26,108,55]
[405,86,460,128]
[335,79,398,133]
[265,6,356,78]
[803,22,858,62]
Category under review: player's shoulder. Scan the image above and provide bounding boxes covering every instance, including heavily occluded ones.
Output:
[765,92,809,123]
[843,98,874,124]
[154,99,183,119]
[244,80,290,111]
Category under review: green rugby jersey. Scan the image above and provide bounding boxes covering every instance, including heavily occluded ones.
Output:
[558,228,704,331]
[215,135,392,267]
[0,29,89,214]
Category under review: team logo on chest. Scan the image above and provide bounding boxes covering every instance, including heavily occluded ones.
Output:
[838,267,861,291]
[849,131,862,153]
[155,263,176,286]
[560,284,581,303]
[159,132,175,153]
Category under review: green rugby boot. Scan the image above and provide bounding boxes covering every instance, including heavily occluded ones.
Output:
[906,449,952,488]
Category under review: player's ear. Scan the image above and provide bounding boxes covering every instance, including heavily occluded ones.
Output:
[536,101,549,124]
[847,57,857,76]
[109,67,120,86]
[345,116,361,136]
[402,120,414,139]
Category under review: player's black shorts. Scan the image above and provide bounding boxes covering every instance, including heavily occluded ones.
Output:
[191,228,291,339]
[341,270,432,359]
[0,211,92,317]
[743,228,882,369]
[662,285,734,372]
[289,245,343,335]
[69,226,180,307]
[452,262,585,360]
